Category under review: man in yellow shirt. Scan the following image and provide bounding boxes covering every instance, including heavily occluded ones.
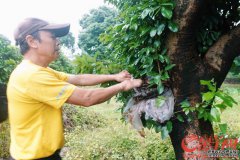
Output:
[7,18,142,160]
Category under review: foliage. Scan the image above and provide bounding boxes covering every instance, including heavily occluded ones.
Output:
[230,56,240,77]
[196,0,240,74]
[100,0,240,142]
[0,34,22,84]
[180,80,238,135]
[197,0,240,56]
[78,6,118,59]
[59,32,75,52]
[49,53,75,74]
[73,53,122,74]
[99,0,178,139]
[101,0,177,104]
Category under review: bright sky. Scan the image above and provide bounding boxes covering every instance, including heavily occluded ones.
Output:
[0,0,107,43]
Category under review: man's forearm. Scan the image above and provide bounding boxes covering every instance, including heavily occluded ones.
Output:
[66,79,142,107]
[68,74,116,86]
[66,83,124,107]
[84,83,123,106]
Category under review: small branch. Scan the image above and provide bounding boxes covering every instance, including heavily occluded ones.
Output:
[157,60,161,73]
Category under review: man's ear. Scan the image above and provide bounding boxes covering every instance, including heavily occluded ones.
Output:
[25,35,38,48]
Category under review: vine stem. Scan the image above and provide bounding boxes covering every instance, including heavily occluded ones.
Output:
[157,60,161,74]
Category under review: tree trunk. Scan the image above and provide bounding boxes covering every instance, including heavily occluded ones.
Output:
[164,1,240,159]
[0,84,8,123]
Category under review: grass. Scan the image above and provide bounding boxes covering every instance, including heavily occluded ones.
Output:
[63,99,175,160]
[0,121,10,158]
[217,84,240,136]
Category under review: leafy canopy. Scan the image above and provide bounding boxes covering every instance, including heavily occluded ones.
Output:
[78,6,118,58]
[59,32,75,52]
[0,34,22,84]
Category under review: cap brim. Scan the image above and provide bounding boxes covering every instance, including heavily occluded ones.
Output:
[40,23,70,37]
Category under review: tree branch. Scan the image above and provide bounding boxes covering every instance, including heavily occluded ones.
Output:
[204,25,240,87]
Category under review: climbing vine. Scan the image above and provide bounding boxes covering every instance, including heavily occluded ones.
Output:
[99,0,239,139]
[100,0,177,99]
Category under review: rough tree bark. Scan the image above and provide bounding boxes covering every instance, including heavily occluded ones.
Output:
[165,0,240,159]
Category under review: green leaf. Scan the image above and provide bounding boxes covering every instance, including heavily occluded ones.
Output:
[215,92,237,107]
[203,112,209,121]
[184,109,190,115]
[158,55,165,63]
[210,107,220,122]
[214,103,227,110]
[161,72,170,80]
[200,80,216,92]
[202,92,215,102]
[166,121,173,133]
[180,100,191,108]
[219,123,227,134]
[198,112,204,119]
[161,2,174,8]
[132,24,138,31]
[161,7,172,19]
[153,75,161,84]
[165,64,176,71]
[154,40,161,48]
[168,21,178,32]
[157,24,165,35]
[161,126,169,139]
[150,29,157,37]
[155,126,162,133]
[157,85,164,94]
[141,8,151,19]
[156,96,166,107]
[177,114,184,122]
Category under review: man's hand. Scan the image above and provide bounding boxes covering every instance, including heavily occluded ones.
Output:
[115,70,132,82]
[120,79,143,91]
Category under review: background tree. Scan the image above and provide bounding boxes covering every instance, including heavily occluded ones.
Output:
[49,53,74,74]
[49,32,76,73]
[59,32,75,52]
[0,34,22,85]
[78,6,118,59]
[0,34,22,123]
[101,0,240,159]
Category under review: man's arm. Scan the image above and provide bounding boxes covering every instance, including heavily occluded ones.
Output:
[67,71,131,86]
[66,79,142,107]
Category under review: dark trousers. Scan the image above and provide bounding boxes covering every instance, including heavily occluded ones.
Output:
[10,149,61,160]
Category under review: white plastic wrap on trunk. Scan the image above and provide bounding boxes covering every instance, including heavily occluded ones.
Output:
[123,88,174,137]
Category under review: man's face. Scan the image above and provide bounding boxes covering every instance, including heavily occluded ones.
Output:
[36,31,60,61]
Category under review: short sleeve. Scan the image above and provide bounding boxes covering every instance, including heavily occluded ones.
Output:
[26,69,76,108]
[48,68,70,81]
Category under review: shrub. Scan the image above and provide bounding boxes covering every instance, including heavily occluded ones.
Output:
[63,104,107,131]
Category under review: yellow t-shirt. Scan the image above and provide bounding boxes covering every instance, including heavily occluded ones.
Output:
[7,60,76,159]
